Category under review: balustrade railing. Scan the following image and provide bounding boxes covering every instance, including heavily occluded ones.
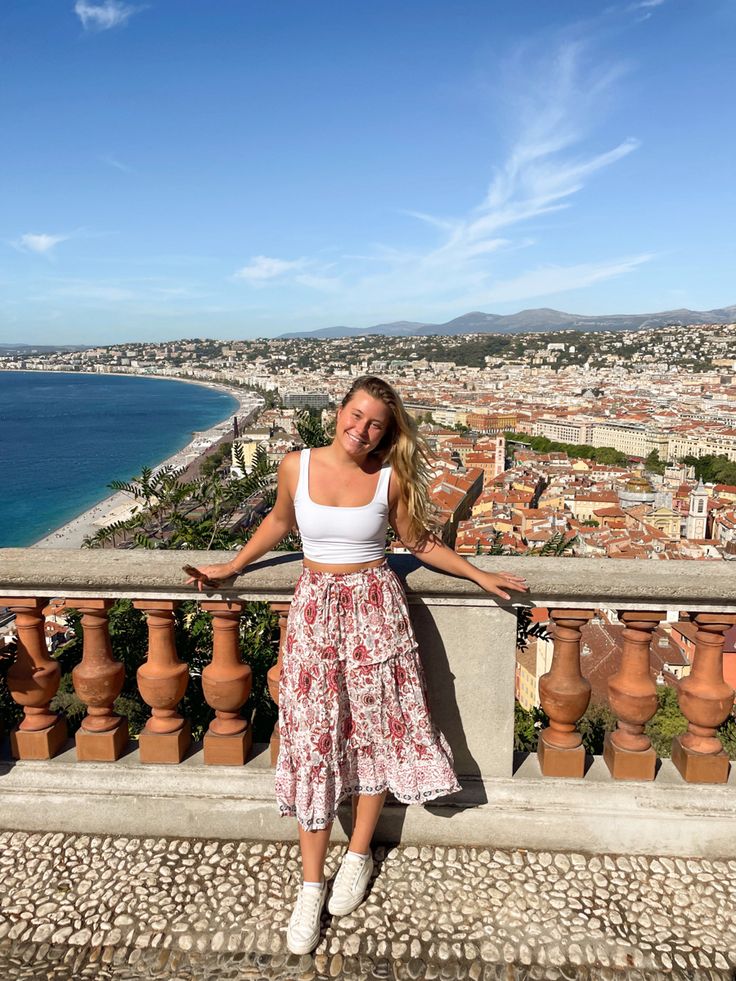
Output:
[1,549,735,789]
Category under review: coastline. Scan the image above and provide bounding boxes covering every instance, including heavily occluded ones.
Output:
[27,374,262,550]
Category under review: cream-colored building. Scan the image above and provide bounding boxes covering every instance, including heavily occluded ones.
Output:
[643,506,681,541]
[667,433,736,463]
[590,423,669,459]
[515,636,554,711]
[534,417,594,444]
[230,438,266,477]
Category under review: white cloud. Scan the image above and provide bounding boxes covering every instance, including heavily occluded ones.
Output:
[234,255,309,283]
[13,233,70,255]
[74,1,142,32]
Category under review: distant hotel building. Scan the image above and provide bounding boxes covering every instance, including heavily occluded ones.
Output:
[534,417,594,444]
[590,423,668,459]
[282,391,330,410]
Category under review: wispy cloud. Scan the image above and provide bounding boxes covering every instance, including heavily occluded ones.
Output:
[234,255,309,283]
[628,0,667,21]
[74,1,143,32]
[630,0,666,9]
[100,154,134,173]
[233,39,650,318]
[12,233,70,255]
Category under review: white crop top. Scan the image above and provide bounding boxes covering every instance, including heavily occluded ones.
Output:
[294,448,391,564]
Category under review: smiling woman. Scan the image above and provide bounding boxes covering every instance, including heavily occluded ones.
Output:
[185,374,528,954]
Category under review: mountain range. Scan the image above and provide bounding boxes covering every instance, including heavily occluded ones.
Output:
[279,304,736,339]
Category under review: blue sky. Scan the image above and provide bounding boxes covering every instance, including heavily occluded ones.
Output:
[1,0,735,344]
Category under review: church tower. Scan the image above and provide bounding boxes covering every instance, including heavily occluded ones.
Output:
[685,479,708,540]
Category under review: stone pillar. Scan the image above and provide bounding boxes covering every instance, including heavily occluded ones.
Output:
[133,601,190,763]
[1,597,67,759]
[672,612,736,783]
[201,601,252,765]
[72,599,128,761]
[604,611,665,781]
[267,602,290,766]
[538,609,595,778]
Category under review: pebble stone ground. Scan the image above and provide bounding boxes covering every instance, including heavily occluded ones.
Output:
[0,830,734,981]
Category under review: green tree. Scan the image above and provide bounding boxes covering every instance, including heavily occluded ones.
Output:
[526,532,577,557]
[681,453,736,486]
[577,701,617,755]
[645,685,687,758]
[514,702,546,752]
[645,449,666,476]
[295,409,331,448]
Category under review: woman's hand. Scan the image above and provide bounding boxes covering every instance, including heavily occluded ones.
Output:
[475,570,529,600]
[183,562,238,592]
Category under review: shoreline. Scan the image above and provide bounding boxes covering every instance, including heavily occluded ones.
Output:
[26,372,262,550]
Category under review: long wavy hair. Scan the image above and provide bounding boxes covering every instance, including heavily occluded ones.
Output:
[340,375,437,544]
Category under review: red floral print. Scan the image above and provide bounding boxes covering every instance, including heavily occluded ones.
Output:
[388,716,407,741]
[317,733,332,755]
[352,643,369,663]
[367,580,384,608]
[326,666,341,693]
[296,668,312,697]
[275,563,460,831]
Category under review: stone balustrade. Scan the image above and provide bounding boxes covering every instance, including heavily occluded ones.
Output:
[1,548,735,857]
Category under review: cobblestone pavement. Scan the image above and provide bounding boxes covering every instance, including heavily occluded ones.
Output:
[0,831,734,980]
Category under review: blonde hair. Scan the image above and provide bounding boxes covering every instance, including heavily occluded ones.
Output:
[340,375,437,545]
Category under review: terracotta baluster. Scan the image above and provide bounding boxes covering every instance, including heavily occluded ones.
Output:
[267,602,290,766]
[72,599,128,761]
[133,600,190,763]
[672,612,736,783]
[604,611,665,781]
[201,601,252,765]
[1,597,67,759]
[538,609,595,777]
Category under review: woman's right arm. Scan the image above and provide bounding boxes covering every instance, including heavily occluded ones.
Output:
[185,452,299,590]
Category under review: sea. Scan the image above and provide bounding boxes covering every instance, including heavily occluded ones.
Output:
[0,371,239,547]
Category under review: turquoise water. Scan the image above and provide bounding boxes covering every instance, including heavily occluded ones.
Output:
[0,372,239,547]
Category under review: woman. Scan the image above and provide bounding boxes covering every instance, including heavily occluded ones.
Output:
[186,376,527,955]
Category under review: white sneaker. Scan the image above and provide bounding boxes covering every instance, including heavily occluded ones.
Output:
[327,850,374,916]
[286,881,327,955]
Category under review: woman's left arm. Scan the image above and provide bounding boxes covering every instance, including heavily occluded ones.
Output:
[389,486,528,600]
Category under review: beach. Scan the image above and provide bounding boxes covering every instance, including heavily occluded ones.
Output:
[32,380,262,550]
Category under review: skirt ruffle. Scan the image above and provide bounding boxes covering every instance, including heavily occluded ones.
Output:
[274,563,460,831]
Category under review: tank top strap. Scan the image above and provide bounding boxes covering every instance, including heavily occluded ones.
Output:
[296,447,311,499]
[376,464,392,504]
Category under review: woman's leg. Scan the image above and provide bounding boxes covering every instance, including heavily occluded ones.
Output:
[299,824,333,882]
[349,791,387,854]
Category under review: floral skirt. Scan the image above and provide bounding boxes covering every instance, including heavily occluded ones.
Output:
[274,562,460,831]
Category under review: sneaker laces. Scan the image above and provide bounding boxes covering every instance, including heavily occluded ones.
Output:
[293,885,323,924]
[338,854,368,891]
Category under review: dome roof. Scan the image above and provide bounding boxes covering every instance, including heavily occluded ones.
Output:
[625,475,654,492]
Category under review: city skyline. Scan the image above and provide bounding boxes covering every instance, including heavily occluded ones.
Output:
[2,0,735,344]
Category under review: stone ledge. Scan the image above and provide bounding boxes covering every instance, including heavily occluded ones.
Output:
[1,743,735,857]
[2,548,736,610]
